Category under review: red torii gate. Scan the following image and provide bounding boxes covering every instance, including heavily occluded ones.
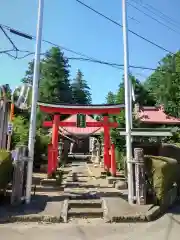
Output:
[39,102,124,176]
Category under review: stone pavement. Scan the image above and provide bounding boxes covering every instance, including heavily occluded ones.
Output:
[1,212,180,240]
[0,161,178,223]
[86,163,155,222]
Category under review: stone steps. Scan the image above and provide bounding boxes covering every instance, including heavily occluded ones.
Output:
[40,178,57,187]
[67,198,103,220]
[68,207,103,219]
[68,199,102,209]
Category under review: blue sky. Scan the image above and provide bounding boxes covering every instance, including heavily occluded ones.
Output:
[0,0,180,103]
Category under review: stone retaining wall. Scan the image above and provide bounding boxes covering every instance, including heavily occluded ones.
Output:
[132,142,180,163]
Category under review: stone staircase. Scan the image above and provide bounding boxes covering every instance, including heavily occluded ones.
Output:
[61,160,106,222]
[67,198,103,220]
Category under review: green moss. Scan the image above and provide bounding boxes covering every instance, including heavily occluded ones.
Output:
[0,150,13,190]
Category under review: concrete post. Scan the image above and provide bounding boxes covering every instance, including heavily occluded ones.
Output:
[11,146,27,205]
[134,148,146,205]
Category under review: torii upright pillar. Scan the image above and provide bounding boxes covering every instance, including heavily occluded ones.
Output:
[103,115,111,171]
[51,114,60,170]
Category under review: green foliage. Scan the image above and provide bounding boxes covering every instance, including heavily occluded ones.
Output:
[145,155,180,204]
[0,150,13,190]
[12,116,29,148]
[55,170,63,185]
[39,47,72,104]
[106,91,116,104]
[115,149,125,170]
[145,51,180,118]
[71,69,92,104]
[0,84,11,100]
[21,60,35,85]
[105,74,155,154]
[34,129,50,168]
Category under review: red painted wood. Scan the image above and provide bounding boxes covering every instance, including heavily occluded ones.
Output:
[103,115,111,171]
[39,105,121,114]
[48,144,53,176]
[111,143,116,177]
[43,121,118,128]
[51,115,60,169]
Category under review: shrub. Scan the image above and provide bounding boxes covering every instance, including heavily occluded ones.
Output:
[145,155,180,204]
[0,150,13,191]
[34,130,50,169]
[11,116,29,148]
[115,149,125,171]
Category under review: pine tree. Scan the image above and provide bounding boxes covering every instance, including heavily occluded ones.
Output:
[106,91,116,104]
[71,69,92,104]
[39,47,72,104]
[21,60,35,85]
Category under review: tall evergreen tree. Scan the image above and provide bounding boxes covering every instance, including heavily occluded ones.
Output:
[21,60,35,85]
[39,47,72,104]
[106,91,116,104]
[71,69,92,104]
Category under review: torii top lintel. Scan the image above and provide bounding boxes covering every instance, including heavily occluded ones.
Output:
[38,102,124,115]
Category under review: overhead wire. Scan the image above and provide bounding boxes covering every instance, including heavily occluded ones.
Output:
[127,1,180,35]
[0,25,19,59]
[75,0,173,54]
[138,0,180,28]
[9,48,157,71]
[0,22,175,77]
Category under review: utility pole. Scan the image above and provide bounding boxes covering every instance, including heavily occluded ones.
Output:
[122,0,133,204]
[26,0,44,204]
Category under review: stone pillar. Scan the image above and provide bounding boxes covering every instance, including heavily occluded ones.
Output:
[11,146,27,205]
[0,100,8,149]
[100,143,104,168]
[96,140,101,164]
[134,148,146,205]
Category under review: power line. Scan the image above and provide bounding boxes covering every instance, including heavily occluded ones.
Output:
[0,23,98,61]
[141,1,180,28]
[6,48,159,71]
[0,23,153,72]
[0,25,18,51]
[129,0,180,30]
[0,23,176,74]
[0,25,18,59]
[75,0,173,54]
[127,1,180,35]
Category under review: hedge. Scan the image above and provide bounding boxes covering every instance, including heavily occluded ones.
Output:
[34,133,50,169]
[145,155,180,204]
[0,150,13,191]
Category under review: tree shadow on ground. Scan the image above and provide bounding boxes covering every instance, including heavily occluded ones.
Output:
[0,195,49,221]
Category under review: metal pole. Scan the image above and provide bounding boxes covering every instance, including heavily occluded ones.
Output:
[122,0,133,204]
[129,81,133,128]
[26,0,44,204]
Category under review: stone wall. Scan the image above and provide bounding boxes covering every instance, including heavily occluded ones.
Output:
[132,142,180,163]
[132,142,160,157]
[159,144,180,163]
